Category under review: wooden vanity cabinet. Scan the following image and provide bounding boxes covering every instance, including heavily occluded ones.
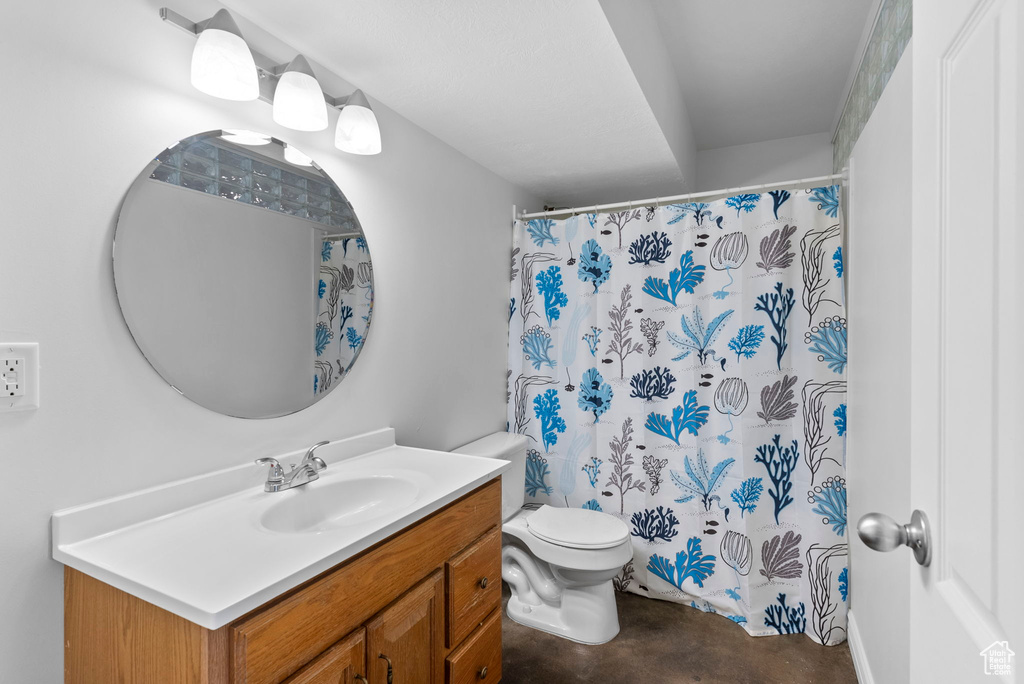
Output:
[65,479,503,684]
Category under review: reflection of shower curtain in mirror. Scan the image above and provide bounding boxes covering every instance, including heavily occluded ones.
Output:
[315,237,373,396]
[507,187,848,645]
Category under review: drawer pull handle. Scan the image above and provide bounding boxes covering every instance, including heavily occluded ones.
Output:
[379,654,394,684]
[479,577,489,589]
[354,676,368,684]
[478,665,489,679]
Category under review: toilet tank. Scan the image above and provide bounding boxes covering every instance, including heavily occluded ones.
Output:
[453,432,527,521]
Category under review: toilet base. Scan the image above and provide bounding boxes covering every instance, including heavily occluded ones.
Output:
[505,580,621,645]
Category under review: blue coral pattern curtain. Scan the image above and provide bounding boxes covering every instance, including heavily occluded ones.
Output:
[507,187,848,645]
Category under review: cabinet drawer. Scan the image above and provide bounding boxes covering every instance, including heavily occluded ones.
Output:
[445,610,501,684]
[284,628,365,684]
[446,526,501,647]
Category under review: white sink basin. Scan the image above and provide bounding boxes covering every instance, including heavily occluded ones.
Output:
[259,473,422,534]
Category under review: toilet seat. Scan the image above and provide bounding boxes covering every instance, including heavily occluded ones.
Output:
[502,509,632,572]
[526,505,630,549]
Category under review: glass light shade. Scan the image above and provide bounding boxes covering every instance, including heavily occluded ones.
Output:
[334,102,381,155]
[273,56,328,132]
[190,11,259,101]
[283,143,314,167]
[221,129,271,145]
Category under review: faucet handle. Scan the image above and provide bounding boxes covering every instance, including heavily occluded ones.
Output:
[255,457,284,482]
[302,441,330,471]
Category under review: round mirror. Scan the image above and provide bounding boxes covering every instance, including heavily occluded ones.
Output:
[114,130,373,418]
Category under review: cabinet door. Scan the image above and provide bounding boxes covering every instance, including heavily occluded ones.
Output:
[366,571,444,684]
[284,628,366,684]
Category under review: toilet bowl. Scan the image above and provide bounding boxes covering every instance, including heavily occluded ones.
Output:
[453,433,632,645]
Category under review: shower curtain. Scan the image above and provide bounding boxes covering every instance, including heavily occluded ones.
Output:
[507,187,848,645]
[315,237,373,397]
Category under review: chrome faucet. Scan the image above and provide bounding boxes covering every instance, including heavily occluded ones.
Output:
[255,441,329,492]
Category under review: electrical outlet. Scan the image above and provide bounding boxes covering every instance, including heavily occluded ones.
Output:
[2,358,24,397]
[0,344,38,412]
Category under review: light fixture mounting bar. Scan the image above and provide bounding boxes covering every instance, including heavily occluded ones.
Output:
[158,7,199,35]
[159,7,357,111]
[325,94,351,108]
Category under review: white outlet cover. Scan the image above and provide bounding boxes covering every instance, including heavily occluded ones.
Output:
[1,343,39,412]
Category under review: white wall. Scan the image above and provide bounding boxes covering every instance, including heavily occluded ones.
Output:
[0,0,537,680]
[846,45,913,684]
[598,0,697,191]
[695,132,833,192]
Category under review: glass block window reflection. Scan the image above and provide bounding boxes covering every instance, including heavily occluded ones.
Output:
[832,0,912,172]
[151,139,359,232]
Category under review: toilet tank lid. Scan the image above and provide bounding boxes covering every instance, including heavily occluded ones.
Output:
[452,431,528,459]
[527,505,630,549]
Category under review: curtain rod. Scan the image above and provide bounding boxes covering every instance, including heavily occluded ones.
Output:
[517,172,847,221]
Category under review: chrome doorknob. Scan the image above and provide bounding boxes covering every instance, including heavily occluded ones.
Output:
[856,509,931,567]
[857,513,906,551]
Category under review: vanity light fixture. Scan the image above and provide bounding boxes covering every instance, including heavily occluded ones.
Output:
[161,7,383,155]
[273,55,328,132]
[332,89,382,155]
[189,9,259,101]
[282,143,314,167]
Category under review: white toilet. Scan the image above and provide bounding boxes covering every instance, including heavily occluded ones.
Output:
[454,432,632,645]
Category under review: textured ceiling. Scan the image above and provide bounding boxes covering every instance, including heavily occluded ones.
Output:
[227,0,685,207]
[225,0,872,205]
[649,0,874,150]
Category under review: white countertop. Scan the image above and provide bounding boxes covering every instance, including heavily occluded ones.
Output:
[51,429,509,629]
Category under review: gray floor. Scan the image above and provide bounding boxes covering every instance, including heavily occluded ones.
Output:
[501,586,858,683]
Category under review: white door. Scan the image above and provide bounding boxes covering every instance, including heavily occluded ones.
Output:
[906,0,1023,681]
